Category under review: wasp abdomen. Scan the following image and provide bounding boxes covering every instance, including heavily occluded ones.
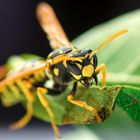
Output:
[0,61,47,107]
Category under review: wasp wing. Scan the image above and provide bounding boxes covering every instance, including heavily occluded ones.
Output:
[0,65,8,80]
[36,2,73,50]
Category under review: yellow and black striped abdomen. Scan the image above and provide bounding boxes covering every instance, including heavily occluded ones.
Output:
[0,60,47,107]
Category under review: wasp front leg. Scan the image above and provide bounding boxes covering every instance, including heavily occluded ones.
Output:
[67,82,102,123]
[37,87,61,140]
[95,64,107,87]
[10,80,34,129]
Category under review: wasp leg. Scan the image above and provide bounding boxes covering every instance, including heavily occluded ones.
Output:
[10,80,34,129]
[37,87,61,140]
[95,64,107,87]
[67,82,102,123]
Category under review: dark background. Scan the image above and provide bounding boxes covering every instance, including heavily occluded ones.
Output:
[0,0,140,126]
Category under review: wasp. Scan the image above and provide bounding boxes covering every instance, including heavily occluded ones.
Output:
[0,2,128,140]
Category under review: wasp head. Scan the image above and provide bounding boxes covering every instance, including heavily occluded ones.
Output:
[67,49,98,88]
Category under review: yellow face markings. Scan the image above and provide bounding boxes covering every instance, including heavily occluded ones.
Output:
[53,68,59,76]
[82,65,94,77]
[70,72,81,80]
[75,63,82,69]
[80,80,84,84]
[90,56,93,64]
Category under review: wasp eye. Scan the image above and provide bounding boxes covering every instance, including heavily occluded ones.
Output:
[90,54,98,68]
[93,55,98,68]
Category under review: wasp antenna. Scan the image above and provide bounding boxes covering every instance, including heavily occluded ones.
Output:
[90,29,128,58]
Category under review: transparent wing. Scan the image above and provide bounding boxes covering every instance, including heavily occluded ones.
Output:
[36,2,73,50]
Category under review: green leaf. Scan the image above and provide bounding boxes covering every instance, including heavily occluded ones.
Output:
[33,86,120,125]
[117,86,140,121]
[85,106,140,140]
